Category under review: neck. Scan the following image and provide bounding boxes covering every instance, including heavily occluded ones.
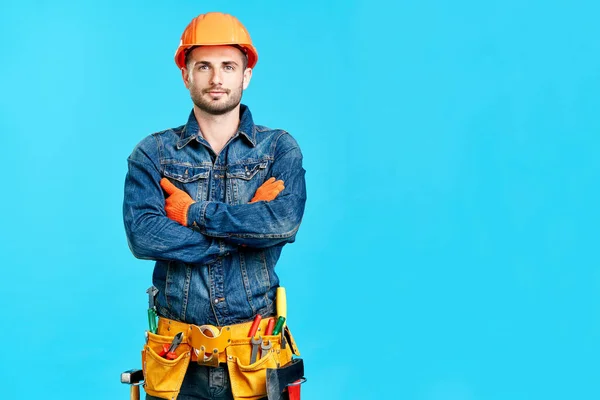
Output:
[193,104,241,154]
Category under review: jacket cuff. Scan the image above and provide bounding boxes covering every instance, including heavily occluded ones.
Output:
[187,201,209,229]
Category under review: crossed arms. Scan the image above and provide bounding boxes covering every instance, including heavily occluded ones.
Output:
[123,134,306,265]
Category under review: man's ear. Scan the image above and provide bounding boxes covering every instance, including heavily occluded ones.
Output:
[242,67,253,90]
[181,67,191,88]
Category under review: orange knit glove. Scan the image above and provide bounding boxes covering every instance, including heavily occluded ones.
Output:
[250,177,285,203]
[160,178,195,226]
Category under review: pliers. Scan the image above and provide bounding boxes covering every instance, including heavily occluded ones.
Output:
[159,332,183,360]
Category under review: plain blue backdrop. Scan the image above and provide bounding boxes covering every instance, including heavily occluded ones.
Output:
[1,0,599,399]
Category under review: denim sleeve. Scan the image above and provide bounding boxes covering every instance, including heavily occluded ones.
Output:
[123,136,238,264]
[187,133,307,248]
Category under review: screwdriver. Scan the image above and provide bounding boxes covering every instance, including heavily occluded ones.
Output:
[272,316,286,336]
[265,318,276,335]
[146,286,159,334]
[248,314,262,337]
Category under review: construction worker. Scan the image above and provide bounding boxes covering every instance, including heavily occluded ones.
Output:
[123,12,306,400]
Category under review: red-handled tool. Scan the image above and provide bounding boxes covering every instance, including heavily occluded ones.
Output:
[265,318,276,335]
[288,379,306,400]
[266,359,305,400]
[248,314,262,337]
[159,332,183,360]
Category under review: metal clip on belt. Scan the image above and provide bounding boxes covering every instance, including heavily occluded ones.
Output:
[189,324,232,367]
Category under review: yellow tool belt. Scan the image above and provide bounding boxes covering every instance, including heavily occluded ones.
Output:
[142,316,300,400]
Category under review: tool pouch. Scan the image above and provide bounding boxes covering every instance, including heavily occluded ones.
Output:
[226,326,300,400]
[142,331,191,400]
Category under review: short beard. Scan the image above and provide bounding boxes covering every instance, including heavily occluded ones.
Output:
[189,82,243,116]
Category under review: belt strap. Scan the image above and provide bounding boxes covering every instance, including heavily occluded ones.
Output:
[157,316,277,364]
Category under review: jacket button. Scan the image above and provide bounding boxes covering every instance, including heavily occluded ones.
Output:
[214,299,219,304]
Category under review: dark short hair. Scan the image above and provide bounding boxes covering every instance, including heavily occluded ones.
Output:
[184,45,249,70]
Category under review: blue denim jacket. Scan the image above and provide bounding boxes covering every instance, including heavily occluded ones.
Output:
[123,105,306,326]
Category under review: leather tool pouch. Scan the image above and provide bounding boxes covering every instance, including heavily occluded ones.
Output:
[142,331,191,400]
[141,319,302,400]
[226,326,300,400]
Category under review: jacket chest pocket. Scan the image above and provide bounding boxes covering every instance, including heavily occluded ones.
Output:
[225,160,268,204]
[163,164,210,201]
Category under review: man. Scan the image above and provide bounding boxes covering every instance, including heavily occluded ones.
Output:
[123,12,306,400]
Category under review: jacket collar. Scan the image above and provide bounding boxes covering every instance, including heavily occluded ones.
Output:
[177,104,257,149]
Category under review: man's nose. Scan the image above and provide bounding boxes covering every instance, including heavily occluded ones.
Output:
[210,70,223,85]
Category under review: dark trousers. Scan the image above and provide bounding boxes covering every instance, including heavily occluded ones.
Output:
[145,363,277,400]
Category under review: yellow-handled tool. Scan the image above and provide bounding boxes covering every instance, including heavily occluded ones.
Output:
[276,287,287,324]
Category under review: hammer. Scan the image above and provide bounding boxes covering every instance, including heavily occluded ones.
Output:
[121,369,144,400]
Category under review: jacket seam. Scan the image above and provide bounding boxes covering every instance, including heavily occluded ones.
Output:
[270,130,289,157]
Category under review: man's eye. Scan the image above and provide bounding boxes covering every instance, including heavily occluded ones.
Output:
[198,65,209,71]
[224,65,234,71]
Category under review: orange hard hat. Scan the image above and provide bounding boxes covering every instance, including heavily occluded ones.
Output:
[174,12,258,70]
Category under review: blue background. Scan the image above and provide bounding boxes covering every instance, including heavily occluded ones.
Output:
[1,0,598,399]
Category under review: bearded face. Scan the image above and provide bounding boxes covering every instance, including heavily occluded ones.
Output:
[188,77,244,115]
[183,46,251,116]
